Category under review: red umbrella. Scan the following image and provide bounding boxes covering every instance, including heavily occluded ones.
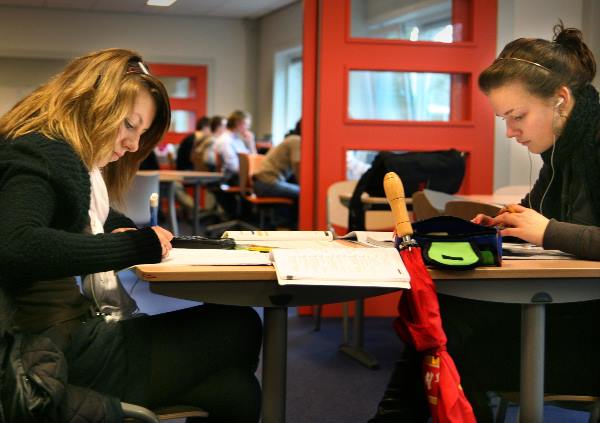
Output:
[383,171,476,423]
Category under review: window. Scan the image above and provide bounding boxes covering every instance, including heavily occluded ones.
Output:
[348,70,468,122]
[272,46,303,145]
[150,64,207,146]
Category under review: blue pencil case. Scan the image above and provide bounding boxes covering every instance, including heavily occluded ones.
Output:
[407,216,502,270]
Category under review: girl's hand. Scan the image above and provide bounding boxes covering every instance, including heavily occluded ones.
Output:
[111,227,137,233]
[471,214,496,226]
[151,226,174,258]
[486,204,549,246]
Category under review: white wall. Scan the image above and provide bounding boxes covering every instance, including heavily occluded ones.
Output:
[494,0,593,190]
[0,6,254,120]
[256,1,303,139]
[0,58,66,116]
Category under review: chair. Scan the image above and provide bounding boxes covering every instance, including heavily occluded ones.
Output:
[238,152,294,229]
[493,393,600,423]
[204,153,257,237]
[122,403,209,422]
[443,200,502,220]
[123,172,160,226]
[411,190,443,221]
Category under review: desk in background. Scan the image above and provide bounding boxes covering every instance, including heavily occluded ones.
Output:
[138,170,223,236]
[135,259,600,423]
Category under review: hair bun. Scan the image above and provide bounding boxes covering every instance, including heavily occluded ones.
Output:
[553,24,584,47]
[552,21,596,84]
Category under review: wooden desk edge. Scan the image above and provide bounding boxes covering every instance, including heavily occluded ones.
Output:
[135,264,277,282]
[135,260,600,282]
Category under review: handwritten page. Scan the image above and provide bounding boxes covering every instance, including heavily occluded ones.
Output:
[162,248,272,265]
[271,248,410,288]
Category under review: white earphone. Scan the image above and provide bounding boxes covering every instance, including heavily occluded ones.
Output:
[555,97,564,108]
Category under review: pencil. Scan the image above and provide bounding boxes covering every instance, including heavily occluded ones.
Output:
[149,192,159,226]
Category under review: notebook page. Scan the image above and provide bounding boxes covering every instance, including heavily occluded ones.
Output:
[271,248,410,288]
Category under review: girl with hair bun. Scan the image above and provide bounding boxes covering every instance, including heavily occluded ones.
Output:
[439,22,600,421]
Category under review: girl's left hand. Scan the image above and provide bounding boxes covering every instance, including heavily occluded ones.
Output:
[487,204,550,246]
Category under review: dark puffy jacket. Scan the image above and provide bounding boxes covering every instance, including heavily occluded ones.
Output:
[0,292,123,422]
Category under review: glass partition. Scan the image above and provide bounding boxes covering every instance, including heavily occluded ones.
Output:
[348,70,467,121]
[351,0,469,43]
[159,76,194,99]
[169,110,195,133]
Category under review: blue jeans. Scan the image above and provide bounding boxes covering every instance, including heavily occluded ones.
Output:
[253,178,299,199]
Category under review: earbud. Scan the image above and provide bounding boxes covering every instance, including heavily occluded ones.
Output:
[555,98,564,108]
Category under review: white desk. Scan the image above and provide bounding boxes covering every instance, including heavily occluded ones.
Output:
[135,259,600,423]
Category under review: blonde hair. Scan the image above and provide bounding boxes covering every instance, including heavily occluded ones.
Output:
[0,48,170,203]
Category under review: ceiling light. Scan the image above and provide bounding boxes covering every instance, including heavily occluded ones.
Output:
[147,0,178,6]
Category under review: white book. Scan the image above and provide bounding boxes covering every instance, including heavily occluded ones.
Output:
[222,230,338,249]
[271,247,410,288]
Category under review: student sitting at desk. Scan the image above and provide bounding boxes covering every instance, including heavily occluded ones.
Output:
[253,119,301,199]
[0,48,262,422]
[438,23,600,421]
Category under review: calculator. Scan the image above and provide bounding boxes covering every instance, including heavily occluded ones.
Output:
[171,236,236,249]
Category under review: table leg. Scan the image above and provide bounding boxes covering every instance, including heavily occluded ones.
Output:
[168,182,179,236]
[339,299,379,369]
[193,184,200,235]
[519,303,545,422]
[262,306,287,423]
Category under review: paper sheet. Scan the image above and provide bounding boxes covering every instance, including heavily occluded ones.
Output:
[502,242,575,260]
[162,248,272,265]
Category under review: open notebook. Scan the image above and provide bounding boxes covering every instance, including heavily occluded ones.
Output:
[271,247,410,288]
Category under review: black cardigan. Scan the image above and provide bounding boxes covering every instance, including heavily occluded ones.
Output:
[0,133,162,331]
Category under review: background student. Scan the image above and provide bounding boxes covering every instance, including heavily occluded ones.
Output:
[0,48,262,422]
[192,114,227,172]
[253,119,301,199]
[177,115,211,171]
[441,23,600,421]
[214,109,257,185]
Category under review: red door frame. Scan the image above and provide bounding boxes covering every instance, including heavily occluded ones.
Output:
[300,0,497,232]
[299,0,497,317]
[150,64,207,147]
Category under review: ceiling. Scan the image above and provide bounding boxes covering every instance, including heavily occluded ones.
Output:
[0,0,299,19]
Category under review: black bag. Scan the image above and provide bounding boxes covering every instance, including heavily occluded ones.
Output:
[368,347,430,423]
[0,330,66,422]
[349,150,465,230]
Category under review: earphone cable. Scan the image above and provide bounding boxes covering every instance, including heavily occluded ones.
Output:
[539,135,557,215]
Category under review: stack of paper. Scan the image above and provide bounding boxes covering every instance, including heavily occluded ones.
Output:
[222,230,340,249]
[271,247,410,288]
[340,231,395,248]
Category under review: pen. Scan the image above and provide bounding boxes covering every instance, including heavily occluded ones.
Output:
[149,192,159,226]
[247,245,273,253]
